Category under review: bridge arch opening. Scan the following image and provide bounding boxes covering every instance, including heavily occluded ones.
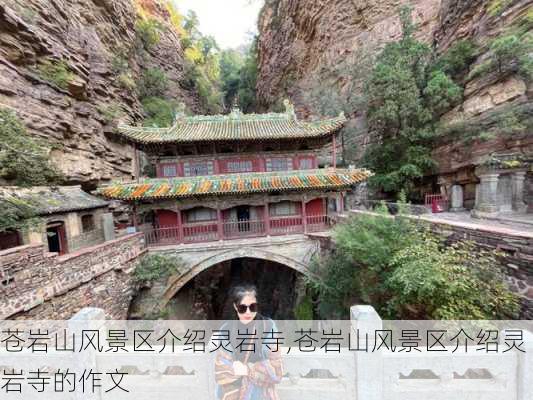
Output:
[162,257,307,320]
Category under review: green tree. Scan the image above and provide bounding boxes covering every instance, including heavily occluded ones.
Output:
[0,108,62,186]
[236,38,259,113]
[363,6,462,196]
[133,253,183,285]
[141,97,178,127]
[219,49,245,108]
[433,40,478,78]
[491,33,533,79]
[0,108,62,233]
[307,204,519,319]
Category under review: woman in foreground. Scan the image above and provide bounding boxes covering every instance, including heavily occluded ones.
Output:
[214,284,283,400]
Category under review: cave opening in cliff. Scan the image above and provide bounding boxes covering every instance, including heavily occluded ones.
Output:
[163,258,305,320]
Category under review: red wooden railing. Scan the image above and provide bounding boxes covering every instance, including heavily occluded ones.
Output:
[144,215,334,246]
[223,219,266,239]
[424,193,449,213]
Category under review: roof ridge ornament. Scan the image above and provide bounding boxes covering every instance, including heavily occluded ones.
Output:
[230,104,243,120]
[173,102,187,125]
[283,99,296,120]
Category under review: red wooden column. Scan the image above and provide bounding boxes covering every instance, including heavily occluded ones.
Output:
[264,204,271,236]
[176,209,183,243]
[301,199,307,233]
[217,208,223,240]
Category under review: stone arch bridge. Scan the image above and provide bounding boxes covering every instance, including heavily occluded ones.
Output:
[148,234,324,306]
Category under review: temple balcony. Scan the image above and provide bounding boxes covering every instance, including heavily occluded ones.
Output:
[144,214,334,246]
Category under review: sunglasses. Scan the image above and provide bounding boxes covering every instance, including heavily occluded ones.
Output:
[236,303,258,314]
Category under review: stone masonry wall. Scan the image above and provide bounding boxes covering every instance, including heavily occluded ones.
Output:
[425,218,533,320]
[0,233,145,320]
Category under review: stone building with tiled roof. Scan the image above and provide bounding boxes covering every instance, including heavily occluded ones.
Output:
[0,186,112,253]
[99,101,371,245]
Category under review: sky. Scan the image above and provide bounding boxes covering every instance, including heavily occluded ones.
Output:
[174,0,263,49]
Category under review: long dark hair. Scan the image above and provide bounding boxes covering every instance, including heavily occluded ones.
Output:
[227,284,272,362]
[230,284,258,308]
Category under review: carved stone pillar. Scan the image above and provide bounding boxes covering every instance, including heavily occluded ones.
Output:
[472,173,500,218]
[512,171,527,213]
[450,185,465,212]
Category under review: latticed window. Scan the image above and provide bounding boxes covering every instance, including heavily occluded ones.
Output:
[184,161,213,176]
[226,160,253,173]
[185,208,217,223]
[161,164,177,177]
[270,201,299,217]
[266,158,293,172]
[299,157,314,170]
[81,214,94,232]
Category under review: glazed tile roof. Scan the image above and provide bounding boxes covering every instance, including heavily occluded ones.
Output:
[117,101,346,144]
[0,186,109,215]
[97,168,372,201]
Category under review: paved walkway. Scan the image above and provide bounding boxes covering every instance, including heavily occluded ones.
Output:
[421,211,533,238]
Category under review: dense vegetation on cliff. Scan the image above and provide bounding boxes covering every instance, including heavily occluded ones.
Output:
[361,7,464,196]
[134,1,258,122]
[0,108,61,232]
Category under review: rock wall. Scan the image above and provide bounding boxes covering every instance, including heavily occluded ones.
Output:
[0,233,144,320]
[0,0,200,189]
[426,216,533,320]
[257,0,532,180]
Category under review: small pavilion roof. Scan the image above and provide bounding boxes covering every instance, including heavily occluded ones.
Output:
[116,100,346,145]
[97,168,372,201]
[0,186,109,215]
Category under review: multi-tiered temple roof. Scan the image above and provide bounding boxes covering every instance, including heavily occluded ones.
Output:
[116,100,346,145]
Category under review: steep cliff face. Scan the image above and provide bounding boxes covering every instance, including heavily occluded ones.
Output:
[257,0,440,109]
[257,0,532,182]
[256,0,442,165]
[432,0,532,177]
[0,0,199,189]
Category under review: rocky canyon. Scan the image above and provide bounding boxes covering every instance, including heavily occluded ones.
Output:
[257,0,532,202]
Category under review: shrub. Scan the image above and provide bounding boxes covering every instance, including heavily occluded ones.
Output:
[138,67,168,99]
[424,71,462,115]
[133,254,183,284]
[487,0,512,16]
[118,72,136,92]
[0,108,62,186]
[294,294,314,320]
[434,40,478,77]
[111,54,129,74]
[307,203,520,319]
[0,197,40,234]
[495,111,527,136]
[470,33,533,81]
[36,60,75,89]
[97,103,124,124]
[135,18,163,50]
[141,96,178,127]
[386,236,519,319]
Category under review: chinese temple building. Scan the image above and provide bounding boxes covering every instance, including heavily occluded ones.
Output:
[98,101,372,245]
